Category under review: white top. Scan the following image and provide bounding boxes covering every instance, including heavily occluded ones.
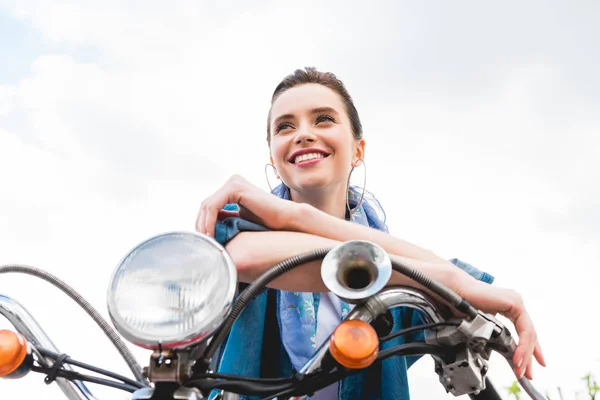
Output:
[311,293,345,400]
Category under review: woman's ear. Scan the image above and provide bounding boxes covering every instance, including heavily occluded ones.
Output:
[353,139,366,166]
[269,155,280,179]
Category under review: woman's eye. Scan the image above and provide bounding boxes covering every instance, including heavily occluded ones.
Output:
[316,114,335,124]
[276,122,293,133]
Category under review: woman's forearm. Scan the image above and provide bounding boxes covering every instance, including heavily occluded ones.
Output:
[224,230,470,298]
[225,230,335,292]
[291,203,451,265]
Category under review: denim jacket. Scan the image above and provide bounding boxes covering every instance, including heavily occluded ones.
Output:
[209,205,494,400]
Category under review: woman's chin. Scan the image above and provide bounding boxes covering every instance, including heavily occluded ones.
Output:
[291,177,335,192]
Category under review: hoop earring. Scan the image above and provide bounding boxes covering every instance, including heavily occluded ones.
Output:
[346,159,367,217]
[264,163,279,193]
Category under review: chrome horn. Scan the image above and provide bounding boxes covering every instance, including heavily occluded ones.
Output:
[321,240,392,304]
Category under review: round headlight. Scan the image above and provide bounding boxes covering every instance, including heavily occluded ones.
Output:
[107,231,237,349]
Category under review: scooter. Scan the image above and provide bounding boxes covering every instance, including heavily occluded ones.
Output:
[0,231,548,399]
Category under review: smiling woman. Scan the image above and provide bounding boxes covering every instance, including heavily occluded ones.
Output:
[267,80,363,219]
[195,67,545,400]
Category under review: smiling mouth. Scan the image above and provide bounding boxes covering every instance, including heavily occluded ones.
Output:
[290,152,329,164]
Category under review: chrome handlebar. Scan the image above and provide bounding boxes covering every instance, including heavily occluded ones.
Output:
[288,287,446,400]
[1,288,547,400]
[346,286,446,323]
[289,286,547,400]
[1,288,546,400]
[0,294,97,400]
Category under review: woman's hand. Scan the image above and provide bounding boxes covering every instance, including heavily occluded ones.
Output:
[390,256,546,381]
[196,175,298,237]
[452,277,546,381]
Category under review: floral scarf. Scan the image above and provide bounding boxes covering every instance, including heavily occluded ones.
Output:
[271,182,389,371]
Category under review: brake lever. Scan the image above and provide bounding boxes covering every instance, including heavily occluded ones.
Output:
[427,312,501,351]
[426,312,547,399]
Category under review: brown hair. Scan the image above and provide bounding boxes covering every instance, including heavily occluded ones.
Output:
[266,67,363,145]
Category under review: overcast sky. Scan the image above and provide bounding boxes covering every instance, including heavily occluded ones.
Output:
[1,1,599,399]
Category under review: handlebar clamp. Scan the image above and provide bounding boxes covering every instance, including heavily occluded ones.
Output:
[433,346,489,396]
[425,312,504,397]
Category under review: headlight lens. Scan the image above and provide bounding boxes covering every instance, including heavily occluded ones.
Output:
[107,231,237,349]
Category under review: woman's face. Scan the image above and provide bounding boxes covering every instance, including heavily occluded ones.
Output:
[269,83,364,195]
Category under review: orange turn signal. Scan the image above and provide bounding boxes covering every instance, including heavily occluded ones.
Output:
[329,320,379,369]
[0,330,28,377]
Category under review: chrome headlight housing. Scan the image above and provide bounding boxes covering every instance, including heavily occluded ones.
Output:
[107,232,237,349]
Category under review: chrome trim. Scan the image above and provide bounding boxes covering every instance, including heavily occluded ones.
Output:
[346,286,444,323]
[298,340,331,375]
[132,387,203,400]
[0,294,96,400]
[321,240,392,304]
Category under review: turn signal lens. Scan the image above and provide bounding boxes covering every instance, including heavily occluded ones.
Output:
[329,320,379,369]
[0,330,28,377]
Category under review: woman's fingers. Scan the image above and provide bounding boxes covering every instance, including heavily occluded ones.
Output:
[199,191,232,237]
[533,344,546,367]
[517,342,546,381]
[195,197,209,234]
[503,291,543,380]
[204,204,218,237]
[525,362,533,381]
[196,174,296,236]
[195,176,246,236]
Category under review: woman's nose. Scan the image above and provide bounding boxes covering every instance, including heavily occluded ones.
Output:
[294,126,317,145]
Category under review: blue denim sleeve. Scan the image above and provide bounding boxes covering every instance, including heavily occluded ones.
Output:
[214,203,269,246]
[214,203,271,298]
[449,258,494,284]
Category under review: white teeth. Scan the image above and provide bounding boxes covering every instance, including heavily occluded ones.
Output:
[294,152,325,164]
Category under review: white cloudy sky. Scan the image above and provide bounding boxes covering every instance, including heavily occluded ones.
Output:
[1,1,599,399]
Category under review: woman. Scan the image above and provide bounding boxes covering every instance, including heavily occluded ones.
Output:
[196,67,545,399]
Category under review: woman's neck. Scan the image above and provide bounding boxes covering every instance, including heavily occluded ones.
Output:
[289,183,347,220]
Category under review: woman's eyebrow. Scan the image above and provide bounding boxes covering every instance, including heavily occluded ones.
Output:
[273,113,295,126]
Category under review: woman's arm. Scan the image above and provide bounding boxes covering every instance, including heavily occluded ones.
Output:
[290,202,450,264]
[198,176,455,265]
[225,228,544,381]
[197,176,544,379]
[226,229,459,295]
